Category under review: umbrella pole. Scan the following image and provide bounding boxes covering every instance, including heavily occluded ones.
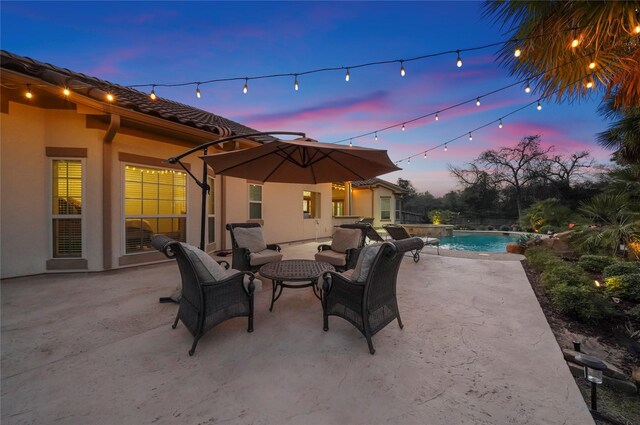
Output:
[200,147,208,251]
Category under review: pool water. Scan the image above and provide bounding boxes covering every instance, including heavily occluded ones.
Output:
[438,232,521,252]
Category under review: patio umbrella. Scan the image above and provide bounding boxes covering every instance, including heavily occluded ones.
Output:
[200,137,401,184]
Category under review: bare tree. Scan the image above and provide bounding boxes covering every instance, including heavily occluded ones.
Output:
[546,151,594,187]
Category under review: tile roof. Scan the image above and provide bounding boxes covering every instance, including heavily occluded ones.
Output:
[351,178,407,193]
[0,50,276,143]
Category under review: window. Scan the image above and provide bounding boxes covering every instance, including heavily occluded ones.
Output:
[303,191,321,219]
[248,184,262,219]
[380,197,391,220]
[332,200,344,217]
[207,176,215,244]
[124,165,187,254]
[52,160,83,257]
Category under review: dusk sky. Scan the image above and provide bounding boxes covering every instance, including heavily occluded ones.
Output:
[1,1,611,196]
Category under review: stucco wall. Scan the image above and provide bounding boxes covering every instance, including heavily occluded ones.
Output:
[1,102,104,278]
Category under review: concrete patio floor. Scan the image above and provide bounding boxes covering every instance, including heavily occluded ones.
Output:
[1,242,593,425]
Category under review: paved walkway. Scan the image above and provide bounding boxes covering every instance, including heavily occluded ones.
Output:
[1,242,593,424]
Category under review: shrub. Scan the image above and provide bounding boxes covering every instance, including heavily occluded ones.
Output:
[578,255,618,274]
[548,283,612,323]
[603,262,640,278]
[520,198,574,233]
[500,225,510,231]
[628,305,640,321]
[538,225,557,235]
[525,247,561,273]
[604,273,640,302]
[541,262,592,291]
[487,225,495,231]
[477,225,488,231]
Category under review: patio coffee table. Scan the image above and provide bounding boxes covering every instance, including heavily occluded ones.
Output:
[259,259,334,311]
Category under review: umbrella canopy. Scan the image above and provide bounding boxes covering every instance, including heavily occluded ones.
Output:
[200,137,401,184]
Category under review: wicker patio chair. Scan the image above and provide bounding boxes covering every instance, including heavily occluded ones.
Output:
[315,223,369,272]
[151,234,255,356]
[383,224,440,260]
[321,237,425,354]
[226,223,282,272]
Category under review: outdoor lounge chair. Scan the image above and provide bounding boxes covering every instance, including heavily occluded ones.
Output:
[383,224,440,260]
[151,235,255,356]
[321,237,425,354]
[226,223,283,272]
[315,223,369,272]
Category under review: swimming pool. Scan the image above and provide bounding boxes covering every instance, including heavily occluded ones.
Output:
[438,232,522,252]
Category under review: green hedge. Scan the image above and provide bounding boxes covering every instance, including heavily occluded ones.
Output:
[578,255,618,274]
[604,273,640,302]
[548,284,612,323]
[525,247,561,273]
[541,262,592,291]
[603,262,640,278]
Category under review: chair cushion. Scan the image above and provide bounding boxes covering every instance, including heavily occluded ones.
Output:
[249,249,283,266]
[180,243,229,282]
[330,228,362,253]
[315,249,347,266]
[423,237,440,245]
[350,243,382,282]
[233,227,267,253]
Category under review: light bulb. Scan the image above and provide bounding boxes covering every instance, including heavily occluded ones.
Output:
[456,51,462,68]
[150,86,156,100]
[469,132,473,141]
[589,61,596,70]
[106,93,114,102]
[435,113,439,121]
[63,87,70,96]
[424,152,427,159]
[400,62,406,77]
[196,84,201,98]
[499,119,503,129]
[345,68,350,82]
[243,79,248,94]
[636,25,640,34]
[586,81,594,89]
[294,76,299,91]
[571,38,579,48]
[402,123,405,132]
[349,139,352,147]
[514,48,521,57]
[374,132,378,141]
[525,82,531,93]
[537,101,542,110]
[408,157,411,164]
[25,84,32,99]
[476,97,481,106]
[444,144,448,152]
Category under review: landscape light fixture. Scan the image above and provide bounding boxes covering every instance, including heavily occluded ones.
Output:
[575,353,605,412]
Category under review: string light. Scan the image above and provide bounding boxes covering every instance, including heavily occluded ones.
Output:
[150,85,157,100]
[424,152,427,159]
[456,50,462,68]
[294,75,299,91]
[196,83,201,98]
[106,93,114,102]
[402,123,405,131]
[374,132,378,141]
[499,118,503,128]
[243,78,248,94]
[525,81,531,93]
[476,97,481,106]
[586,79,594,89]
[514,48,521,57]
[589,60,596,70]
[63,87,70,96]
[25,84,32,99]
[400,61,406,77]
[469,132,473,141]
[435,113,439,121]
[571,31,580,48]
[444,143,448,152]
[349,139,352,147]
[636,25,640,34]
[407,157,410,164]
[345,68,350,82]
[537,100,542,110]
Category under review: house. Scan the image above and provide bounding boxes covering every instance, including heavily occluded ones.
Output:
[0,51,404,278]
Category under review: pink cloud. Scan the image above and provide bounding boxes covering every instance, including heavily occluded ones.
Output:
[85,47,148,78]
